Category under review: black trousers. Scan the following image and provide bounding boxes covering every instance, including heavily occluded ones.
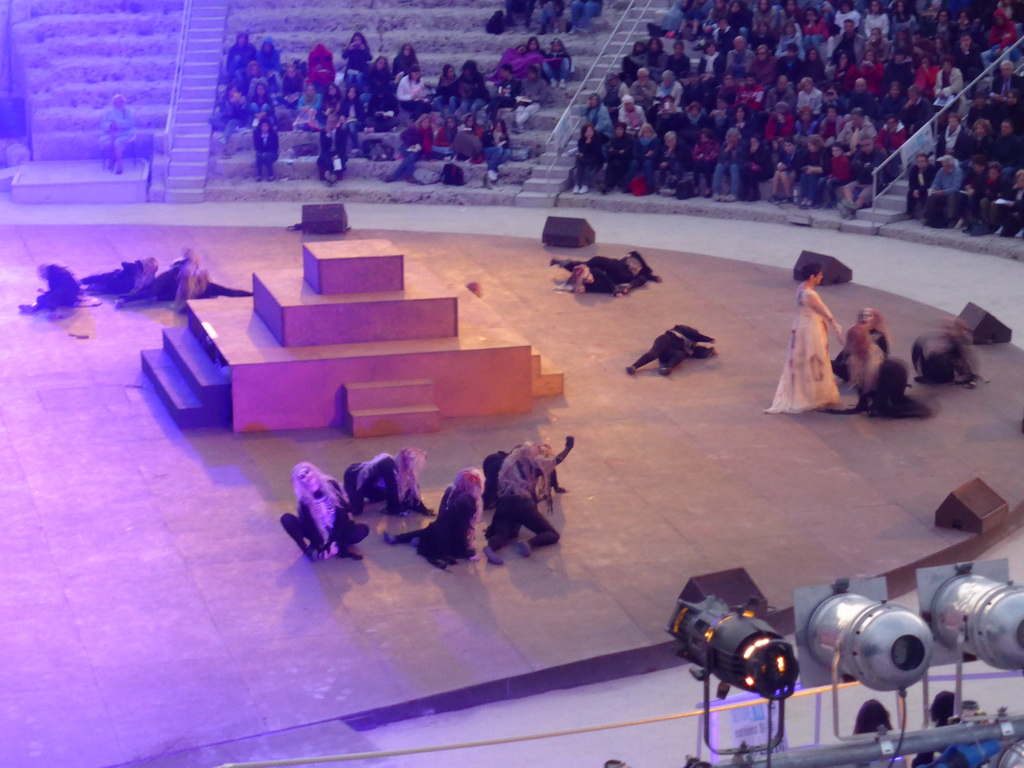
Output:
[82,266,139,295]
[279,513,369,555]
[631,332,713,371]
[486,494,560,551]
[344,458,400,515]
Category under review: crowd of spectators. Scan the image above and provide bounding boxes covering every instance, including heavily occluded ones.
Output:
[561,0,1024,237]
[210,30,578,187]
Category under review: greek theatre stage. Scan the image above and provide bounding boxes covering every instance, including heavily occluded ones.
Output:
[3,223,1024,768]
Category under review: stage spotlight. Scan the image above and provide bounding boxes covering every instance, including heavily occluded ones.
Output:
[917,560,1024,670]
[996,740,1024,768]
[793,577,933,691]
[667,596,799,701]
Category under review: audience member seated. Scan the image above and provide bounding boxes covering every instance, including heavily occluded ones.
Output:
[570,122,605,195]
[100,94,136,174]
[482,119,512,186]
[397,65,432,119]
[307,42,335,89]
[603,122,633,193]
[906,152,936,219]
[253,117,279,182]
[225,32,257,86]
[385,115,433,183]
[515,64,551,131]
[543,38,573,86]
[317,113,346,186]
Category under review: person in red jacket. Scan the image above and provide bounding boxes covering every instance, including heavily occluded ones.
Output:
[825,143,852,208]
[385,114,433,183]
[307,43,335,89]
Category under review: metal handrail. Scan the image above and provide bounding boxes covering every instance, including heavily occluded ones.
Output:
[164,0,194,152]
[870,35,1024,213]
[540,0,660,184]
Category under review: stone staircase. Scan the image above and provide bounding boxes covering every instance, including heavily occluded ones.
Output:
[161,0,229,203]
[10,0,183,162]
[195,0,634,204]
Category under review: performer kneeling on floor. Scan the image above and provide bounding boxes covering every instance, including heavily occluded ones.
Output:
[833,307,889,383]
[912,318,979,388]
[344,447,433,516]
[831,320,929,418]
[482,436,575,510]
[18,264,82,320]
[626,324,717,376]
[383,467,484,569]
[551,251,662,296]
[483,443,565,565]
[280,462,369,561]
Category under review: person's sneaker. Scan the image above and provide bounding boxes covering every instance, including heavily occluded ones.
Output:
[1015,229,1024,238]
[713,194,722,201]
[516,540,532,558]
[572,184,581,194]
[487,169,498,181]
[625,365,637,375]
[382,532,397,545]
[483,546,504,565]
[658,366,671,376]
[579,185,589,194]
[723,194,736,202]
[994,226,1005,236]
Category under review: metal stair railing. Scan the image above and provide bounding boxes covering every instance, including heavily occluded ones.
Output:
[164,0,194,152]
[540,0,660,184]
[870,35,1024,215]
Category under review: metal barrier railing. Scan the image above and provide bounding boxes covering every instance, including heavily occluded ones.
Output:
[540,0,660,187]
[870,36,1024,215]
[164,0,194,153]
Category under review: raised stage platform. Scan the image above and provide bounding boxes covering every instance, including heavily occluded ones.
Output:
[11,159,149,204]
[3,223,1024,768]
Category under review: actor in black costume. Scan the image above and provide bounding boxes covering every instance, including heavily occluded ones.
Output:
[833,307,889,382]
[482,436,574,510]
[82,257,158,295]
[115,249,253,310]
[383,468,484,569]
[280,462,369,560]
[912,318,978,387]
[831,320,929,418]
[18,264,82,319]
[626,324,716,376]
[343,447,433,516]
[551,250,662,295]
[482,442,569,565]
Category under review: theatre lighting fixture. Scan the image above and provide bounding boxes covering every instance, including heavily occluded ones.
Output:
[917,560,1024,670]
[793,577,933,692]
[996,740,1024,768]
[668,595,799,755]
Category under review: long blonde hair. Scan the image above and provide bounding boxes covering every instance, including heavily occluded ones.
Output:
[291,461,347,508]
[497,442,556,500]
[174,248,210,308]
[134,257,159,292]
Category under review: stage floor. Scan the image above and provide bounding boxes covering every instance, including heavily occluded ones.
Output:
[3,224,1024,767]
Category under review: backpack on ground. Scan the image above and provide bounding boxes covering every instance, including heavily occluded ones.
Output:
[486,11,505,34]
[442,162,465,186]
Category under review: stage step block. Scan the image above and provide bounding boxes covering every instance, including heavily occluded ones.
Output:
[141,349,228,429]
[344,378,435,411]
[303,240,404,295]
[161,326,231,420]
[346,405,442,438]
[253,272,458,348]
[531,353,564,397]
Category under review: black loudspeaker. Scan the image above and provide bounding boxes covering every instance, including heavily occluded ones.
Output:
[302,203,349,234]
[0,98,27,138]
[678,567,768,619]
[792,250,852,284]
[934,478,1008,534]
[542,216,595,248]
[959,302,1012,345]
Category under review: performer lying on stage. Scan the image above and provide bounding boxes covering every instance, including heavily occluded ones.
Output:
[551,250,662,296]
[344,447,433,517]
[383,467,484,569]
[912,318,979,387]
[18,264,82,320]
[482,435,574,510]
[832,321,929,418]
[82,258,158,296]
[280,462,369,561]
[116,249,253,311]
[483,443,564,565]
[833,307,889,383]
[626,324,717,376]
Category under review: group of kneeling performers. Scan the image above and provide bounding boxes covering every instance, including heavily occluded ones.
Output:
[280,439,574,569]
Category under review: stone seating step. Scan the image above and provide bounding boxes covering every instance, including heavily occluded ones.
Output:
[203,176,520,205]
[14,12,180,38]
[27,0,182,15]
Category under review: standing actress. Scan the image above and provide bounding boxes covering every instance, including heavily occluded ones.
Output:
[766,261,844,413]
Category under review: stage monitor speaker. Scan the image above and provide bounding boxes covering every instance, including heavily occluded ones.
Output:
[959,302,1012,345]
[792,250,852,284]
[302,203,349,234]
[934,478,1008,534]
[678,567,768,619]
[542,216,595,248]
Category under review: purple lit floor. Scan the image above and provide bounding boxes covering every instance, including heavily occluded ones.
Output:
[2,225,1024,768]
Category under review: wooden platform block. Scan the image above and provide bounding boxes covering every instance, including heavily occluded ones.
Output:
[346,405,442,438]
[344,379,434,411]
[303,239,404,295]
[253,270,458,347]
[531,353,564,397]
